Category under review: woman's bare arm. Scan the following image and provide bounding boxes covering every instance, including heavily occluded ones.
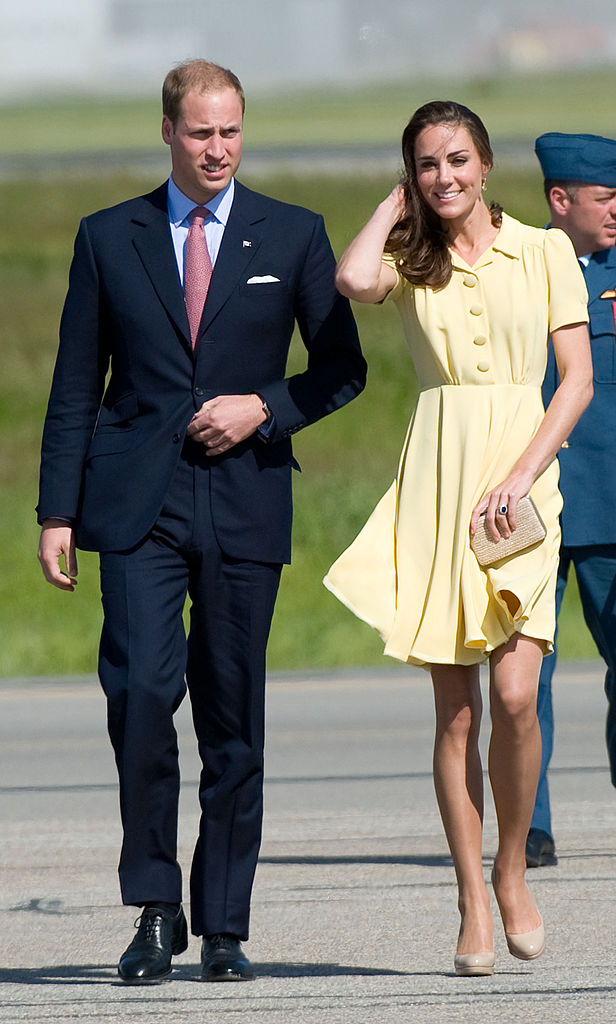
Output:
[335,186,405,303]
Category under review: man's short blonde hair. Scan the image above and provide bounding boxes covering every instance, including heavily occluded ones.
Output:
[162,60,245,125]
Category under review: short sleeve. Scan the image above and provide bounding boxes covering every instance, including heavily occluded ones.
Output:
[380,252,406,304]
[545,227,589,332]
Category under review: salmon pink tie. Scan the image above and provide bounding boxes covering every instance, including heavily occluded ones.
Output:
[184,206,212,348]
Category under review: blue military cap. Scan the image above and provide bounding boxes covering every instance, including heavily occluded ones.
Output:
[535,132,616,187]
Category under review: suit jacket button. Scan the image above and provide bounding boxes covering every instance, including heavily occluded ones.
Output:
[195,387,204,396]
[172,433,181,443]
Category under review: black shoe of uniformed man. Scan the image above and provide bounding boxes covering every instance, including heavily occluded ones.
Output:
[525,828,558,868]
[118,905,188,983]
[201,933,255,981]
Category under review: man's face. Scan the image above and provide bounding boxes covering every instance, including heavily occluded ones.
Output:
[558,184,616,255]
[162,88,243,204]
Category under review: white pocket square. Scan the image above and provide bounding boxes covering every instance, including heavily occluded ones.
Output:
[246,275,280,284]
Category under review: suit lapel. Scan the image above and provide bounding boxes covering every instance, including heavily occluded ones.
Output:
[200,182,265,333]
[131,184,191,346]
[129,181,269,346]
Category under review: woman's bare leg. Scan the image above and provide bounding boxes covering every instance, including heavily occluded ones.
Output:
[489,633,543,935]
[432,664,493,955]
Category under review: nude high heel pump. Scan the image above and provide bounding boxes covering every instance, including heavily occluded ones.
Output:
[491,867,545,961]
[504,919,545,961]
[454,951,495,976]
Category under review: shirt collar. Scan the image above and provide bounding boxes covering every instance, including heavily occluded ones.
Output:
[449,212,521,272]
[489,212,522,260]
[167,176,235,227]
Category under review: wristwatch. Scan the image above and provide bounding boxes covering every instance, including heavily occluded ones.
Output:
[255,393,276,442]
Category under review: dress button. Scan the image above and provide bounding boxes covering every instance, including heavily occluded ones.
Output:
[463,275,477,287]
[470,304,483,315]
[473,335,487,346]
[477,360,490,372]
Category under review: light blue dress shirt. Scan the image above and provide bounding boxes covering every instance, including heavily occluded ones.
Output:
[167,176,235,285]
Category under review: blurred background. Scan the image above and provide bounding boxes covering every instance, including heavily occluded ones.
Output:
[2,0,615,96]
[1,0,613,677]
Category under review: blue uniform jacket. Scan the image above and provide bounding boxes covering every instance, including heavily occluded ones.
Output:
[543,243,616,545]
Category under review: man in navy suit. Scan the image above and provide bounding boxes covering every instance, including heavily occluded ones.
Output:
[526,133,616,867]
[37,60,365,982]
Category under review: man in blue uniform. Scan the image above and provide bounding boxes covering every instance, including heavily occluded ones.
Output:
[527,132,616,867]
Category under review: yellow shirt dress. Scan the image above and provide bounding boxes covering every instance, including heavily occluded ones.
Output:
[324,215,589,667]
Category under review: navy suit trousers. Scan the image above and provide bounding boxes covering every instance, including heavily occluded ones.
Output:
[98,442,281,939]
[532,544,616,837]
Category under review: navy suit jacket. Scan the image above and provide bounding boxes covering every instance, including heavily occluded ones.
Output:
[543,243,616,546]
[38,181,366,562]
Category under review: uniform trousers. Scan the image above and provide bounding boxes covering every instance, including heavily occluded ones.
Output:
[532,544,616,837]
[97,443,282,939]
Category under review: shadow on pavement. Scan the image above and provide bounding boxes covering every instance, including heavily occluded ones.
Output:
[258,854,453,867]
[0,961,412,986]
[0,965,117,986]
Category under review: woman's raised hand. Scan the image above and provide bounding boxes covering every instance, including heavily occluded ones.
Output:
[335,184,407,303]
[387,183,407,223]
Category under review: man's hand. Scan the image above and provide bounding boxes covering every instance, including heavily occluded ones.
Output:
[186,394,268,456]
[38,520,78,591]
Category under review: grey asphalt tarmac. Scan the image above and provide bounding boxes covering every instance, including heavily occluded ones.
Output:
[1,662,614,1023]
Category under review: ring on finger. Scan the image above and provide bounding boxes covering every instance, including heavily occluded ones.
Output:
[497,504,508,516]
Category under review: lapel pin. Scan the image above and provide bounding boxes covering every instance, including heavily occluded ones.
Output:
[243,240,252,248]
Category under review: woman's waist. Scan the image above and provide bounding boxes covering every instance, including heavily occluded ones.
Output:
[418,383,543,395]
[413,383,546,425]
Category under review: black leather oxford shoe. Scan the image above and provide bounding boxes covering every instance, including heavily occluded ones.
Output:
[526,828,558,868]
[200,934,255,981]
[118,905,188,984]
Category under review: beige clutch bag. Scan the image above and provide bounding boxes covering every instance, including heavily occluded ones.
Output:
[470,495,547,568]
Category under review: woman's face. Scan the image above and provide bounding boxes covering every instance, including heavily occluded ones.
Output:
[413,122,490,224]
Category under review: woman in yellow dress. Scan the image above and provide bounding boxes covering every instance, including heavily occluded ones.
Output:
[325,101,593,975]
